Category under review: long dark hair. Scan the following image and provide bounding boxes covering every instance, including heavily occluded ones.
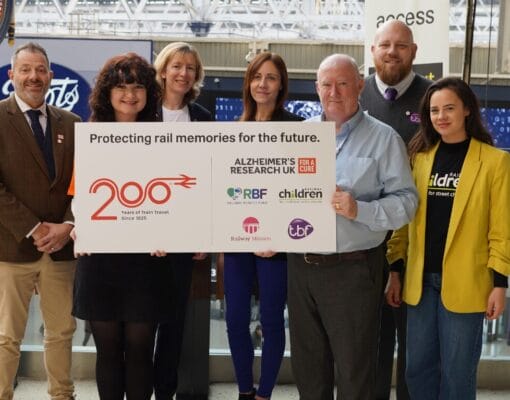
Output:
[408,77,493,161]
[89,52,161,122]
[240,52,289,121]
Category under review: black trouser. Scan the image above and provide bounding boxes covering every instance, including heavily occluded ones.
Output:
[153,254,194,400]
[375,263,409,400]
[287,246,383,400]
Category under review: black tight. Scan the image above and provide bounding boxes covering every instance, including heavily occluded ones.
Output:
[90,320,157,400]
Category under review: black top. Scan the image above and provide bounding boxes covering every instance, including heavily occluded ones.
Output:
[271,108,305,122]
[425,139,470,273]
[188,102,213,122]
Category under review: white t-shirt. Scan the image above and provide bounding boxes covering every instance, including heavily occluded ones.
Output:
[162,105,190,122]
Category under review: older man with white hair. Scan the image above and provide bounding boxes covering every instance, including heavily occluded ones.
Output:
[287,54,418,400]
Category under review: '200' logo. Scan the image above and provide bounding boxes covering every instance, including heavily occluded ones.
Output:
[89,174,196,220]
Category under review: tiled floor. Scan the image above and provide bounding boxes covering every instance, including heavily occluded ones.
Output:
[18,293,510,400]
[12,379,510,400]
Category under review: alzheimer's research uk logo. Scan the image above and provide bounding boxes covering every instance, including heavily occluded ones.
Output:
[0,62,91,120]
[288,218,314,239]
[297,158,317,174]
[242,217,260,234]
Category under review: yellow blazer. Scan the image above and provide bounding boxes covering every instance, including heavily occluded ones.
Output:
[387,138,510,312]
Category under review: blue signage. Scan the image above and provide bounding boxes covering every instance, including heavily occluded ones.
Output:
[0,62,92,120]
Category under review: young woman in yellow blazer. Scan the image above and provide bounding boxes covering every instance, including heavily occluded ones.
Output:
[386,77,510,400]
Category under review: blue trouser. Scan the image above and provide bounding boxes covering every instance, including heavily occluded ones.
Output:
[224,253,287,399]
[406,273,484,400]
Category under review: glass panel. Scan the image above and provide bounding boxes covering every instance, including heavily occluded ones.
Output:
[20,267,509,358]
[481,107,510,150]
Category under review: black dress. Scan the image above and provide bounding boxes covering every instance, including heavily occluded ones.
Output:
[73,253,173,322]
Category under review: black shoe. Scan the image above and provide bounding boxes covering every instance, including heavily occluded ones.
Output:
[176,394,208,400]
[238,389,256,400]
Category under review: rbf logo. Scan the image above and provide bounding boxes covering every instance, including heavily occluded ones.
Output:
[288,218,314,239]
[227,187,242,200]
[227,187,268,200]
[243,217,260,234]
[89,175,196,220]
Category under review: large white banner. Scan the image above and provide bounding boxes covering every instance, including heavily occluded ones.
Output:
[364,0,449,79]
[74,121,337,253]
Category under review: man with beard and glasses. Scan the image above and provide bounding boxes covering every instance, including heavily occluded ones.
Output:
[360,20,432,400]
[0,42,79,400]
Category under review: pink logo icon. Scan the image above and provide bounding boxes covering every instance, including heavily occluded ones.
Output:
[243,217,260,234]
[409,112,421,124]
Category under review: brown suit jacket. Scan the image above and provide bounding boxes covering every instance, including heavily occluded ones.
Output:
[0,94,80,262]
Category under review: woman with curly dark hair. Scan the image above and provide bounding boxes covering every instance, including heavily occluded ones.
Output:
[71,53,171,400]
[88,52,161,122]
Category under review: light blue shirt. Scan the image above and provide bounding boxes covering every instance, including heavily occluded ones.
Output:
[307,106,418,252]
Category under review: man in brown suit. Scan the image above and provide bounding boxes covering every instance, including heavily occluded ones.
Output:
[0,42,80,400]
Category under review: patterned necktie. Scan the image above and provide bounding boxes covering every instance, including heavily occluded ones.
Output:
[26,109,45,151]
[384,87,398,101]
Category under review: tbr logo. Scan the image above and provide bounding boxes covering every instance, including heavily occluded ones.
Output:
[227,187,268,200]
[298,158,317,174]
[242,217,260,234]
[288,218,314,240]
[89,175,196,220]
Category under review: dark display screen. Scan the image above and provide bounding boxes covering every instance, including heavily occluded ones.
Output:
[215,97,510,150]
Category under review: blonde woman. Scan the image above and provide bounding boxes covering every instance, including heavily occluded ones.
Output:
[152,42,212,400]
